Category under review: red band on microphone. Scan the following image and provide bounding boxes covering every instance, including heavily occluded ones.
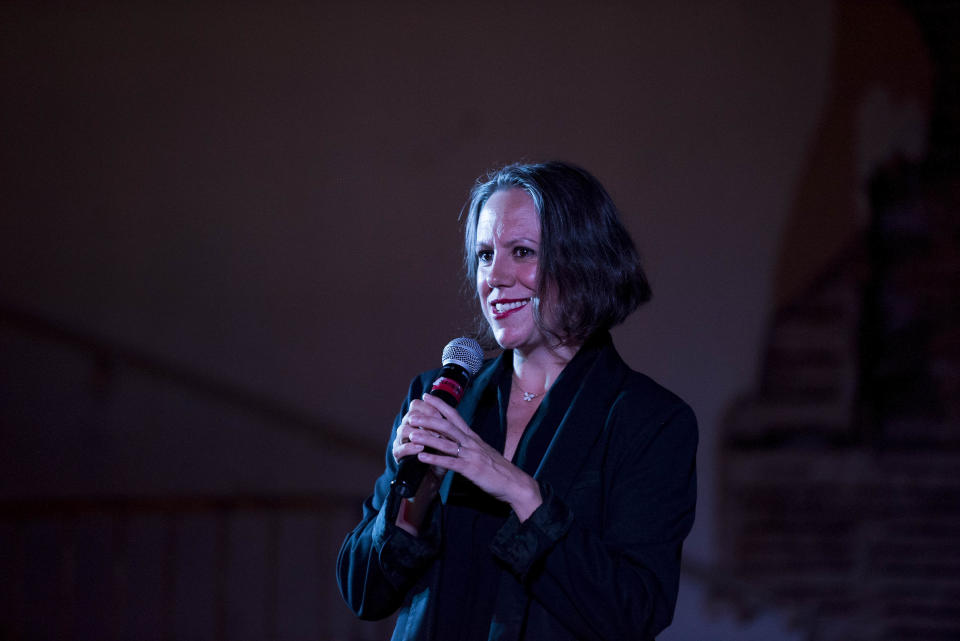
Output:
[431,376,464,402]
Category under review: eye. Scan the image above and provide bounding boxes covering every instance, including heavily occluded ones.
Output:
[477,249,493,264]
[514,246,535,259]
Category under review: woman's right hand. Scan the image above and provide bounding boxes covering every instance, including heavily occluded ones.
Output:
[392,398,450,483]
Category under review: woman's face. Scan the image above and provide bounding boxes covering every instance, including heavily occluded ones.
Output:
[475,188,547,353]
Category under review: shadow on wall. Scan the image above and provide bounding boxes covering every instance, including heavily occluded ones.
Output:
[713,3,960,640]
[716,161,960,641]
[772,0,932,309]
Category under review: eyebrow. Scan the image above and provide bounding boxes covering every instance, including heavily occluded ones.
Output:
[475,236,539,247]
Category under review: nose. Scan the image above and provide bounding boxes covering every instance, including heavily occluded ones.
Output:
[485,252,515,289]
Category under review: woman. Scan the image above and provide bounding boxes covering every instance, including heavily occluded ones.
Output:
[337,161,697,640]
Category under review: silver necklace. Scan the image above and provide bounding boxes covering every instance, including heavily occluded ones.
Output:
[512,374,543,402]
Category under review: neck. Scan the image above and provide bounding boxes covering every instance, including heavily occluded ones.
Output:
[511,340,581,391]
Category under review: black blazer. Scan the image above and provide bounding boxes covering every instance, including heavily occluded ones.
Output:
[337,333,698,640]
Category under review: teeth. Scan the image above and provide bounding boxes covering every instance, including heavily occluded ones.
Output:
[494,300,528,313]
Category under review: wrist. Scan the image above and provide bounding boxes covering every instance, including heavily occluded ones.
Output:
[395,472,442,536]
[510,475,543,523]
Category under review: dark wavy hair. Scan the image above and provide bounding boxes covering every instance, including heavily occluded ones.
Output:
[462,161,652,345]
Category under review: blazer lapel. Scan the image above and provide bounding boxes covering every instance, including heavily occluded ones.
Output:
[532,339,629,499]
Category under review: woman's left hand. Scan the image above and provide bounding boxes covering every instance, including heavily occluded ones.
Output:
[405,393,543,521]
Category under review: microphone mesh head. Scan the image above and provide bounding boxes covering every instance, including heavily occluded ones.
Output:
[441,337,484,376]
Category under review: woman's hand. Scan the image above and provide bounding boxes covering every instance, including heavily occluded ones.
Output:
[392,398,450,483]
[405,393,543,521]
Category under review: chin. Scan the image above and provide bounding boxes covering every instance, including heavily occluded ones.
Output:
[491,329,519,350]
[491,328,537,352]
[491,331,512,349]
[486,311,543,351]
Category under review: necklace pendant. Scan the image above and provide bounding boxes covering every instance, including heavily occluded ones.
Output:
[522,391,536,402]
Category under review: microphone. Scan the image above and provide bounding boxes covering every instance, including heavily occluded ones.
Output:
[391,337,484,499]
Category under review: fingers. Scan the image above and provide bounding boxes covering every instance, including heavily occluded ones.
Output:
[415,394,474,441]
[399,394,542,517]
[406,415,469,453]
[392,397,456,463]
[392,427,425,462]
[414,436,469,478]
[408,428,459,458]
[409,397,441,418]
[420,394,467,428]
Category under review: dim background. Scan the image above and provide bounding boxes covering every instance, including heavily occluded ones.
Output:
[1,1,957,640]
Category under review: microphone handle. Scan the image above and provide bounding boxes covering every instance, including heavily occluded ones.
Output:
[393,453,431,499]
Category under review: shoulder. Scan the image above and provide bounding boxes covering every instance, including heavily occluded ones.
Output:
[596,362,698,490]
[600,347,698,450]
[619,370,693,420]
[597,340,694,421]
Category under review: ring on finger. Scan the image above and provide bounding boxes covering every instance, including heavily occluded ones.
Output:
[456,443,461,458]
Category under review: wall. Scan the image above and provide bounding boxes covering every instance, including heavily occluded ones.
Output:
[0,1,936,639]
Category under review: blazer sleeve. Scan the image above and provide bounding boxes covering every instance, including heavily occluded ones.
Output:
[489,395,698,640]
[336,374,444,621]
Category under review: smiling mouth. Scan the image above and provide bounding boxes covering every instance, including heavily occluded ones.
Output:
[491,299,530,314]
